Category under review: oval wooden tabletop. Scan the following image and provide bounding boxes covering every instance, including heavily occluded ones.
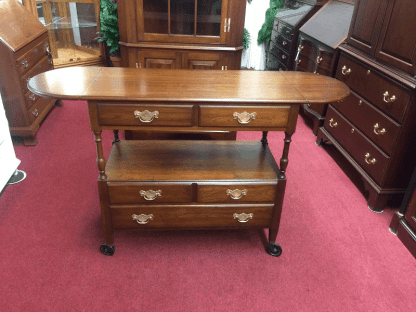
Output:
[27,67,350,104]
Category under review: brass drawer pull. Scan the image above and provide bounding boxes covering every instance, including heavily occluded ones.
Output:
[32,109,39,117]
[134,110,159,123]
[132,214,153,224]
[282,55,286,59]
[373,123,386,135]
[329,118,338,128]
[233,111,256,124]
[365,153,376,165]
[29,93,36,101]
[341,65,351,75]
[21,59,28,68]
[296,59,301,64]
[282,41,287,46]
[316,56,323,64]
[383,91,396,103]
[48,59,53,65]
[226,189,247,199]
[233,213,253,223]
[298,45,304,49]
[140,190,162,200]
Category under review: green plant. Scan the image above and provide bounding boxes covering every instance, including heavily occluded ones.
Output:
[98,0,119,55]
[257,0,284,46]
[243,28,250,50]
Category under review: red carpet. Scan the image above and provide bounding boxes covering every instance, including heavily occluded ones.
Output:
[1,100,415,311]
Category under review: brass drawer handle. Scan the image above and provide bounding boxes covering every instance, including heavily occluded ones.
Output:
[32,109,39,117]
[134,110,159,123]
[282,41,287,46]
[233,213,253,223]
[383,91,396,103]
[329,118,338,128]
[29,93,36,101]
[282,55,286,60]
[316,56,323,64]
[298,45,304,49]
[132,214,153,225]
[365,153,376,165]
[21,59,28,68]
[226,189,247,200]
[48,58,53,65]
[140,190,162,200]
[233,111,256,124]
[296,59,301,64]
[373,123,386,135]
[341,65,351,75]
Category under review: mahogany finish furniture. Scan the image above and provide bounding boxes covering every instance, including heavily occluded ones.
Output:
[317,0,416,212]
[390,166,416,259]
[0,0,56,145]
[266,0,327,71]
[294,0,354,135]
[28,68,349,256]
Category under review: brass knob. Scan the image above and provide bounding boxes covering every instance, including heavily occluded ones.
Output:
[32,109,39,117]
[233,213,253,223]
[299,45,304,49]
[29,93,36,101]
[233,111,256,124]
[365,153,376,165]
[134,110,159,123]
[282,55,286,59]
[316,56,323,64]
[48,59,53,65]
[329,118,338,128]
[359,100,362,105]
[282,41,287,46]
[296,59,301,64]
[351,128,355,133]
[226,189,247,200]
[132,214,153,225]
[341,65,351,75]
[383,91,396,103]
[140,190,162,200]
[21,59,28,68]
[373,123,386,135]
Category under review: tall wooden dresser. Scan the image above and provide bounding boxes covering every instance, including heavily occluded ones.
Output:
[0,0,56,145]
[294,0,355,135]
[266,0,327,72]
[117,0,247,140]
[317,0,416,212]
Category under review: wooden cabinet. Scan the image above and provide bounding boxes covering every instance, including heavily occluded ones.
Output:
[266,0,327,72]
[118,0,247,70]
[390,166,416,259]
[293,0,355,135]
[0,0,57,145]
[317,0,416,212]
[347,0,416,76]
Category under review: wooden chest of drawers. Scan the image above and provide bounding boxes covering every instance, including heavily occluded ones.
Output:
[317,46,416,212]
[0,1,56,145]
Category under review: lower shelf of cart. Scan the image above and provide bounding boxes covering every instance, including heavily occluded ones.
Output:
[110,204,274,229]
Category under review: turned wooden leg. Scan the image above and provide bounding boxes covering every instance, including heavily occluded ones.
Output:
[279,132,293,179]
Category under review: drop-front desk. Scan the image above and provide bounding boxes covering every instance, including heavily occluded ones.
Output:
[28,68,349,256]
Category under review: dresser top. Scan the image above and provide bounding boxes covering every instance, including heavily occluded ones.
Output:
[27,67,349,104]
[0,0,46,52]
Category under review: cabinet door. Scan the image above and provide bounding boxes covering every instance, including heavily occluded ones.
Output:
[137,50,182,69]
[347,0,389,55]
[375,0,416,75]
[183,52,225,70]
[137,0,230,45]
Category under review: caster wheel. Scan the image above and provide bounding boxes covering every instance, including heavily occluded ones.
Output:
[267,243,282,257]
[100,244,115,256]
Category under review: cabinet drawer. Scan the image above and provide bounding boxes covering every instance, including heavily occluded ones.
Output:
[97,104,194,126]
[332,91,400,155]
[267,54,287,71]
[28,96,52,124]
[336,53,411,123]
[197,183,276,203]
[278,23,294,41]
[24,90,40,110]
[274,34,291,54]
[325,105,389,185]
[107,182,193,204]
[16,38,50,76]
[21,56,53,94]
[111,204,274,229]
[199,106,290,128]
[270,44,290,66]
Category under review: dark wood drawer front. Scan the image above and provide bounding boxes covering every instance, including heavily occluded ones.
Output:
[298,37,319,61]
[325,106,389,185]
[295,53,316,72]
[269,44,290,66]
[275,34,291,54]
[16,38,50,76]
[316,49,334,72]
[24,91,40,110]
[28,96,52,124]
[332,92,400,155]
[21,56,53,94]
[199,106,290,128]
[97,104,194,126]
[336,54,411,122]
[278,23,294,41]
[267,55,287,71]
[197,184,276,203]
[111,204,274,229]
[107,183,193,204]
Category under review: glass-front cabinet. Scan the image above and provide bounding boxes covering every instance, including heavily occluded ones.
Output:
[139,0,228,44]
[23,0,104,67]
